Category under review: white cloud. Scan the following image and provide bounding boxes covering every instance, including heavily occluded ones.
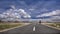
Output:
[0,14,7,18]
[36,10,60,22]
[37,10,60,17]
[10,5,15,9]
[40,16,60,22]
[18,9,27,14]
[41,8,48,11]
[29,8,35,11]
[50,16,60,21]
[1,7,20,20]
[18,9,31,18]
[23,15,31,18]
[0,7,31,21]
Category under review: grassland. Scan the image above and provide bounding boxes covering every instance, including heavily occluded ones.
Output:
[0,23,22,30]
[48,23,60,28]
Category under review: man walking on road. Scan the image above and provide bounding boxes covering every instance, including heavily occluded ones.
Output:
[39,20,41,24]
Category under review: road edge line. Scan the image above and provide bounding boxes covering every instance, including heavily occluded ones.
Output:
[0,23,30,32]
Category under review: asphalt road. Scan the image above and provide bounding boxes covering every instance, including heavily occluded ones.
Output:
[0,23,60,34]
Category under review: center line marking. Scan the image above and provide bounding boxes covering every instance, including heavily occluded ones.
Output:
[33,26,35,31]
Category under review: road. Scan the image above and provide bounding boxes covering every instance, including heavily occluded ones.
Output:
[0,23,60,34]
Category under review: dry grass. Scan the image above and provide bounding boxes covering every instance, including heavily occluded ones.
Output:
[0,23,22,30]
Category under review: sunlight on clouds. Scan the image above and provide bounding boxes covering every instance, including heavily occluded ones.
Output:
[37,10,60,17]
[50,16,60,20]
[18,9,31,18]
[23,15,31,18]
[18,9,27,14]
[44,16,60,22]
[36,9,60,22]
[16,16,20,18]
[0,5,31,21]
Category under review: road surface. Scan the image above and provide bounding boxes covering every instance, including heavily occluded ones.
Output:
[0,23,60,34]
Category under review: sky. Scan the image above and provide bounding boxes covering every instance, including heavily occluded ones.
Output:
[0,0,60,21]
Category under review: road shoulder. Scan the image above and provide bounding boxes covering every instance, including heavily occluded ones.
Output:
[0,23,30,32]
[41,23,60,30]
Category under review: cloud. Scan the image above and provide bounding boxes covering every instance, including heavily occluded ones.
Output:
[0,0,60,20]
[18,9,31,18]
[10,5,16,10]
[0,5,31,21]
[50,16,60,21]
[40,8,48,12]
[29,8,35,11]
[0,14,7,18]
[39,15,60,22]
[36,9,60,22]
[37,10,60,17]
[18,9,27,15]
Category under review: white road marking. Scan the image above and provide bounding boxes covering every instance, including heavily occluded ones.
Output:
[33,26,35,31]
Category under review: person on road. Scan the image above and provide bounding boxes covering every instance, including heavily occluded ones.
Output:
[39,21,41,24]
